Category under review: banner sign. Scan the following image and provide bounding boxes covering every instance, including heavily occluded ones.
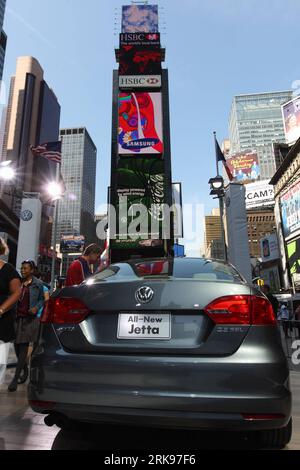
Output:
[119,75,161,89]
[120,33,160,48]
[260,233,280,262]
[122,5,159,33]
[281,180,300,241]
[282,96,300,145]
[227,152,260,182]
[245,180,274,209]
[16,198,42,271]
[118,92,163,155]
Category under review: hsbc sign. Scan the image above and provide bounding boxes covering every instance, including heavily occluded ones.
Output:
[120,33,160,47]
[119,75,162,89]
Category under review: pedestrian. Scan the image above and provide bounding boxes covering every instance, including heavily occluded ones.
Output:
[34,270,50,318]
[294,304,300,337]
[8,260,45,392]
[278,302,290,337]
[261,284,279,317]
[65,244,103,287]
[0,238,22,385]
[278,302,290,321]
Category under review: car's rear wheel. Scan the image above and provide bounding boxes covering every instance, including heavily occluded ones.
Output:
[258,418,292,449]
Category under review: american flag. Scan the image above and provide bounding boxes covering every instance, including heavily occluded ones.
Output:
[30,141,62,164]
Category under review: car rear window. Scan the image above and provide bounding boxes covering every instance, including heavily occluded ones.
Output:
[92,259,244,283]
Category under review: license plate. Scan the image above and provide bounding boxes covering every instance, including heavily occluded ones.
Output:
[117,313,171,340]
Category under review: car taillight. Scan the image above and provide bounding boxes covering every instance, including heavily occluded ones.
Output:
[41,298,90,324]
[204,295,276,325]
[251,295,276,325]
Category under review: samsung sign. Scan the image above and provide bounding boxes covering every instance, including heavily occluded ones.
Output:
[245,181,275,209]
[119,75,161,89]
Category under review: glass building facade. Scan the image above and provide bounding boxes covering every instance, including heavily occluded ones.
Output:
[0,0,6,81]
[229,91,293,180]
[58,128,97,245]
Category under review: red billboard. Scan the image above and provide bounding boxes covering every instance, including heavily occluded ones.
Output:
[227,152,260,182]
[119,48,162,75]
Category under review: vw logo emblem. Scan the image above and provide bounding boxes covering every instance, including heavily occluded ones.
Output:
[135,286,154,304]
[20,210,33,222]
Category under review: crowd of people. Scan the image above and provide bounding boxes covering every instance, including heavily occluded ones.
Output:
[0,238,103,391]
[261,284,300,336]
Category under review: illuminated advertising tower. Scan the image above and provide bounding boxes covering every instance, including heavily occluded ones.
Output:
[110,4,173,262]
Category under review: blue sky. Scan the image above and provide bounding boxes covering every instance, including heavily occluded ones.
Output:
[2,0,300,251]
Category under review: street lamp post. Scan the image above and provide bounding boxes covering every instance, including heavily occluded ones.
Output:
[1,161,64,289]
[47,181,64,293]
[208,176,227,262]
[0,160,15,183]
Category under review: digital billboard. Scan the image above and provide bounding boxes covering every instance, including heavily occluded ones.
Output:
[120,32,160,48]
[287,238,300,287]
[227,152,260,182]
[119,48,162,75]
[280,180,300,241]
[113,158,165,249]
[122,5,159,33]
[282,96,300,145]
[118,92,163,155]
[60,235,85,254]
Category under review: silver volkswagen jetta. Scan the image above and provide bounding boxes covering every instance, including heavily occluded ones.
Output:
[28,258,292,448]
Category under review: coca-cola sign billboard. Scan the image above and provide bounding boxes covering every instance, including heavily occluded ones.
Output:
[113,158,165,250]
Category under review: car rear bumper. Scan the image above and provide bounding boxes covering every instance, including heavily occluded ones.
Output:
[28,400,290,432]
[28,343,291,431]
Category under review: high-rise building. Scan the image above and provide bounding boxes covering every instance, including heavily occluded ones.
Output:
[0,56,61,264]
[204,208,222,258]
[58,128,97,245]
[247,209,276,257]
[1,56,60,191]
[0,0,7,81]
[229,91,293,180]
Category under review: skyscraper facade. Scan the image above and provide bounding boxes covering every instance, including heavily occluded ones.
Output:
[58,128,97,245]
[229,91,293,180]
[1,56,60,191]
[0,56,61,264]
[204,208,222,258]
[0,0,6,81]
